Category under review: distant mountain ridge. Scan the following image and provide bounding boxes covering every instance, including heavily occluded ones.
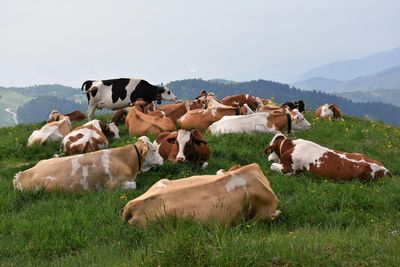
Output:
[295,46,400,81]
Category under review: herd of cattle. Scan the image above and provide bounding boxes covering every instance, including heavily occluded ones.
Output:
[12,78,392,226]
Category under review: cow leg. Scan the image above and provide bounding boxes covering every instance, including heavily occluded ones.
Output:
[87,105,96,121]
[270,163,284,173]
[121,181,137,190]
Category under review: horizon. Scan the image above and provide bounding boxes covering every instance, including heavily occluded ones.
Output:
[1,0,399,87]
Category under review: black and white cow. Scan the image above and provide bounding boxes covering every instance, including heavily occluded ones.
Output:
[281,100,305,113]
[82,78,177,120]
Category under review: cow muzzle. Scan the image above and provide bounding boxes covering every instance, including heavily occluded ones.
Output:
[176,156,186,163]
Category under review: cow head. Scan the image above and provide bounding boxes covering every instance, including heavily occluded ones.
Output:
[47,110,68,123]
[264,134,286,163]
[329,104,341,119]
[136,136,164,172]
[195,90,208,100]
[97,120,120,139]
[164,129,209,164]
[239,104,254,115]
[157,86,177,103]
[290,109,311,130]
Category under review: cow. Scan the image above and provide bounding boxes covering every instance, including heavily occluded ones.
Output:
[81,78,177,120]
[156,129,210,168]
[62,119,119,155]
[28,117,72,146]
[125,105,176,136]
[281,100,305,113]
[221,94,260,111]
[257,105,290,114]
[315,104,341,119]
[208,109,311,135]
[264,134,391,181]
[177,105,252,130]
[149,100,203,122]
[14,136,163,192]
[122,163,280,226]
[195,89,208,100]
[47,110,86,123]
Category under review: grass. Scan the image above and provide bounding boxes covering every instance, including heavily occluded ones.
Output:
[0,112,399,266]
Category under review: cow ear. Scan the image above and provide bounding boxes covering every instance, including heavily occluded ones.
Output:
[264,145,275,154]
[191,129,207,144]
[141,144,149,158]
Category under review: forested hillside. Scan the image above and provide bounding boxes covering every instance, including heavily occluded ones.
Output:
[167,79,400,125]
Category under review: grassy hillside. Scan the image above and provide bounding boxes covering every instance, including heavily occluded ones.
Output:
[0,114,399,266]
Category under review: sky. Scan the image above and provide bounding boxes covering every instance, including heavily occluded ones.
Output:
[1,0,399,87]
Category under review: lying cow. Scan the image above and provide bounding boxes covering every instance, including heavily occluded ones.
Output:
[47,110,86,123]
[177,105,252,130]
[149,100,203,122]
[156,129,210,168]
[125,105,176,136]
[122,163,280,226]
[14,136,163,192]
[62,119,119,155]
[28,117,72,146]
[281,100,305,113]
[264,134,391,181]
[221,94,260,111]
[315,104,341,119]
[81,78,177,120]
[208,109,310,135]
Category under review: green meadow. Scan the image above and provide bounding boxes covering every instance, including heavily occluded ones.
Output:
[0,113,399,266]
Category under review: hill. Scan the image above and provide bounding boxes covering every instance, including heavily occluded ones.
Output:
[294,66,400,93]
[295,46,400,81]
[167,79,400,125]
[0,113,399,265]
[338,89,400,107]
[17,96,87,124]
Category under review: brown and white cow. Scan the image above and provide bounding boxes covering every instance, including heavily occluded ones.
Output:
[264,134,391,181]
[208,109,311,135]
[14,136,163,192]
[125,106,176,136]
[47,110,86,123]
[62,119,119,155]
[156,129,210,168]
[221,94,260,111]
[315,104,341,119]
[177,105,252,130]
[28,117,72,146]
[122,163,280,226]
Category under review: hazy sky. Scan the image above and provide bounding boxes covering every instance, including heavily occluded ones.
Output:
[1,0,399,87]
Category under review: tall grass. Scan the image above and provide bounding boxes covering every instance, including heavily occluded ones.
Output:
[0,113,399,266]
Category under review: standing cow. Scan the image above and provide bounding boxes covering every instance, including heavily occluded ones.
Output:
[82,78,177,120]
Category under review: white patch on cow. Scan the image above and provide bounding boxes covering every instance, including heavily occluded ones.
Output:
[225,174,247,192]
[245,94,249,100]
[45,176,56,180]
[184,101,190,112]
[208,113,274,135]
[291,139,330,171]
[176,129,191,161]
[155,182,167,189]
[70,156,82,177]
[81,166,89,190]
[160,111,166,118]
[210,107,218,117]
[270,163,284,173]
[122,181,137,190]
[101,150,112,180]
[268,152,280,163]
[273,210,281,217]
[85,119,102,131]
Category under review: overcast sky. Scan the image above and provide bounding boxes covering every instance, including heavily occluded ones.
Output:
[1,0,399,87]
